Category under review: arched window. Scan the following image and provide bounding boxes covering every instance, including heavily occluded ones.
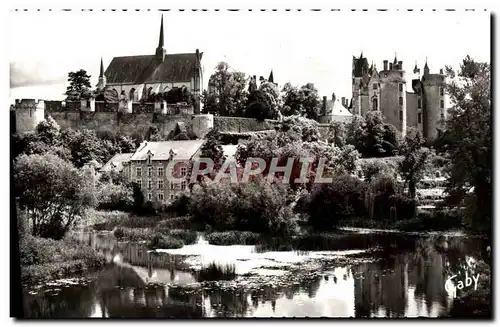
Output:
[129,88,136,101]
[372,98,378,111]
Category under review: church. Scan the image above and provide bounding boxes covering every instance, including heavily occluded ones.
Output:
[96,15,203,106]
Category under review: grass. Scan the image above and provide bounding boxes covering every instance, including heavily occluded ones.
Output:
[197,262,237,282]
[19,235,106,284]
[205,231,261,245]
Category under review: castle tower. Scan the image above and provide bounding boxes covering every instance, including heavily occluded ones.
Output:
[379,57,407,137]
[14,99,46,134]
[268,70,274,84]
[351,53,371,116]
[421,61,446,142]
[96,57,107,90]
[155,15,166,62]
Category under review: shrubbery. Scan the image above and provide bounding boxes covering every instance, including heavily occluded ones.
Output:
[147,234,184,250]
[205,231,261,245]
[19,235,106,283]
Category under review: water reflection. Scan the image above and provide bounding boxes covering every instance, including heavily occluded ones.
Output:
[21,232,489,318]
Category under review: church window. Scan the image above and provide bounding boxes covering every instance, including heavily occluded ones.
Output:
[418,113,422,124]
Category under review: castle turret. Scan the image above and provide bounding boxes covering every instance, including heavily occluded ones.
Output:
[14,99,46,134]
[379,57,407,137]
[155,15,166,62]
[96,57,106,90]
[421,60,446,142]
[268,70,274,84]
[193,48,202,114]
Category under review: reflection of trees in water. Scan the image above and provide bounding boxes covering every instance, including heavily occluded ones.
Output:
[22,284,96,318]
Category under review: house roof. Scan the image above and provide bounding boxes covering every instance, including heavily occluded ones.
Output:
[101,153,134,172]
[105,52,203,84]
[324,99,352,117]
[129,140,205,161]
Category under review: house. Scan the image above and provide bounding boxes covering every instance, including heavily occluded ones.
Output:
[123,140,205,204]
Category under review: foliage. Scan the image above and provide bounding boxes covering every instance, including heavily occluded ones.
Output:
[327,121,346,147]
[307,174,367,230]
[19,235,106,283]
[188,179,297,234]
[65,69,92,101]
[346,112,400,157]
[280,82,322,120]
[14,153,96,239]
[147,234,184,250]
[439,55,492,234]
[96,180,133,211]
[359,159,395,183]
[156,216,193,230]
[245,81,281,121]
[205,62,248,116]
[205,231,261,245]
[198,262,236,282]
[398,127,430,199]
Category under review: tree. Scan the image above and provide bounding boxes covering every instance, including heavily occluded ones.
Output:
[245,82,281,121]
[281,82,321,120]
[14,153,96,239]
[440,55,491,233]
[399,127,429,200]
[206,62,248,116]
[65,69,92,101]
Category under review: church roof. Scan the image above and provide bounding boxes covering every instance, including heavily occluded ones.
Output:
[105,52,203,84]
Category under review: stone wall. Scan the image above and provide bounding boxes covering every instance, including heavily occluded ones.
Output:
[213,116,279,133]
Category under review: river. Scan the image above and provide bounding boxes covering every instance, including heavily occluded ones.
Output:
[21,229,490,318]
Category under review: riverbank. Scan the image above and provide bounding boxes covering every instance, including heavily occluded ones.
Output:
[19,235,107,285]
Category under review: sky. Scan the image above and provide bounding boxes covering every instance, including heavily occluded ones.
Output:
[8,9,491,104]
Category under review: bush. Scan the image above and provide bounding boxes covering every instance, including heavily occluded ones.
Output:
[205,231,261,245]
[147,234,184,250]
[366,174,398,220]
[167,230,198,245]
[113,227,152,242]
[307,174,367,230]
[156,216,193,230]
[87,210,129,231]
[167,193,192,216]
[19,236,106,284]
[197,262,236,282]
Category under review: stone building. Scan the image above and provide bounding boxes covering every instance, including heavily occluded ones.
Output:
[98,15,203,112]
[351,53,447,142]
[122,140,205,205]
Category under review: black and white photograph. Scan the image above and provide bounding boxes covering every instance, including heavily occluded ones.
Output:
[7,5,492,319]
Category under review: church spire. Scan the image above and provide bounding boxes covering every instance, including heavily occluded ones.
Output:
[99,57,104,77]
[158,14,164,48]
[155,14,166,61]
[268,70,274,83]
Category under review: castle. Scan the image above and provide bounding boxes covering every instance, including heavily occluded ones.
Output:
[351,53,447,142]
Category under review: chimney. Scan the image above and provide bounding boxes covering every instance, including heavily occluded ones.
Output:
[332,92,336,102]
[323,96,327,113]
[440,68,444,74]
[383,60,388,71]
[389,63,393,70]
[398,61,403,70]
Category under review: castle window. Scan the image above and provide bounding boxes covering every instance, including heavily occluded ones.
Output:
[418,99,422,109]
[399,84,403,92]
[136,179,142,188]
[373,83,378,90]
[158,180,164,189]
[440,100,444,109]
[148,167,153,177]
[158,192,164,201]
[399,111,403,121]
[158,167,164,177]
[170,194,175,201]
[418,113,422,124]
[181,181,187,190]
[180,167,187,177]
[399,97,403,106]
[148,193,152,201]
[136,167,142,177]
[372,98,378,111]
[148,179,152,190]
[170,182,175,190]
[440,87,444,96]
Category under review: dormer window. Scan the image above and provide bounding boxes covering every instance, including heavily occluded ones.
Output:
[147,150,153,165]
